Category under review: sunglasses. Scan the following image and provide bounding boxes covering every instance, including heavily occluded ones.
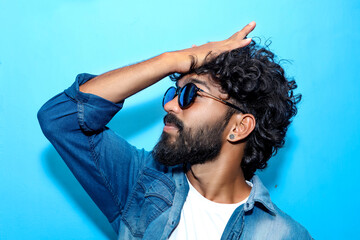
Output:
[162,82,244,112]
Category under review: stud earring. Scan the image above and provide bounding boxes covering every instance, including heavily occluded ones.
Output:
[229,134,235,140]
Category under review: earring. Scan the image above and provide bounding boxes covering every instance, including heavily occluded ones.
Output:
[229,134,235,140]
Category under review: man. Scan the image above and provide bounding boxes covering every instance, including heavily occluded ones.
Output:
[38,22,312,239]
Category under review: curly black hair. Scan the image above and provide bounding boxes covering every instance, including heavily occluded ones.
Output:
[171,40,301,180]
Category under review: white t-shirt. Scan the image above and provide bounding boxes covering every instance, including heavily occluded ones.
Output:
[169,177,252,240]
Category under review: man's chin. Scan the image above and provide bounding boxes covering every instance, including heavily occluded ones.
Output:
[152,134,182,166]
[152,150,185,166]
[160,131,180,145]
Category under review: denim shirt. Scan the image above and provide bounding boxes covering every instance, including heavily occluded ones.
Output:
[38,73,313,240]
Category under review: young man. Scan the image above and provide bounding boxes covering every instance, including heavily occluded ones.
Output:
[38,22,312,239]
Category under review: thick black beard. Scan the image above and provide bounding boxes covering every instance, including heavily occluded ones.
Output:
[152,114,229,167]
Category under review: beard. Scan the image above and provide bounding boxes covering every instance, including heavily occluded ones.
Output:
[152,113,229,166]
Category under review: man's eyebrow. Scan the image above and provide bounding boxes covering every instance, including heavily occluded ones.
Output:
[188,78,211,91]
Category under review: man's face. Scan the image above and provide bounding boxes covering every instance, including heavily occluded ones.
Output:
[152,74,232,166]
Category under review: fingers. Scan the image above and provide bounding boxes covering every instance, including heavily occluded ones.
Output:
[241,21,256,39]
[230,21,256,40]
[239,37,252,48]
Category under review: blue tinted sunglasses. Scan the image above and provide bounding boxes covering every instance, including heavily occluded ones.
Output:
[162,82,244,112]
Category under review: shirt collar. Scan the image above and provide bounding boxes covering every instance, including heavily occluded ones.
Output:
[244,175,276,215]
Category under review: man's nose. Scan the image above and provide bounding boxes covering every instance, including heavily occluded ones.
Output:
[164,95,181,114]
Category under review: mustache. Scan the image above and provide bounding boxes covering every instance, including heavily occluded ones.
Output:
[163,114,184,131]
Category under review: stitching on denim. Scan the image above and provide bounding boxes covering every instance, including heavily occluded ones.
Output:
[77,103,85,128]
[88,134,122,222]
[147,197,167,212]
[123,201,162,238]
[77,102,94,132]
[226,209,244,239]
[64,91,78,103]
[142,168,175,205]
[89,135,122,207]
[137,210,161,238]
[122,169,146,218]
[121,170,146,236]
[251,177,275,215]
[240,210,245,238]
[121,170,172,237]
[142,167,176,194]
[145,192,173,208]
[255,199,276,216]
[121,192,140,236]
[122,195,158,237]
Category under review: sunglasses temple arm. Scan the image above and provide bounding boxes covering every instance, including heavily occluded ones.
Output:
[199,89,244,113]
[224,101,244,113]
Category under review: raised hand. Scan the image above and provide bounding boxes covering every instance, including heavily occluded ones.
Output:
[172,21,256,73]
[79,21,256,103]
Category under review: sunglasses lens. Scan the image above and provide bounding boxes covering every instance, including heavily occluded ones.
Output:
[179,83,197,108]
[163,87,176,107]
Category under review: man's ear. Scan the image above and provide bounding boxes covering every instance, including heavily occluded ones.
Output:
[226,113,256,143]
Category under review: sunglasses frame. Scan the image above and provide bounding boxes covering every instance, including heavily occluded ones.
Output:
[162,82,245,113]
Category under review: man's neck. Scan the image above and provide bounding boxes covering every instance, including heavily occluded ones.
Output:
[185,147,251,204]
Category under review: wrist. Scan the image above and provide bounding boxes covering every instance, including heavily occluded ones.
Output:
[160,51,191,74]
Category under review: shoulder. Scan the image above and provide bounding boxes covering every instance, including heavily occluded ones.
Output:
[272,203,313,239]
[244,176,313,239]
[244,203,312,240]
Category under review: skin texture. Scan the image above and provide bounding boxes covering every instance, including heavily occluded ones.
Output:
[79,22,257,204]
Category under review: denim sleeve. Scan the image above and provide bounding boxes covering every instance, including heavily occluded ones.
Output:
[37,73,150,232]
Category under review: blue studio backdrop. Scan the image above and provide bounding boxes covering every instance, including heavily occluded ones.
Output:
[0,0,359,239]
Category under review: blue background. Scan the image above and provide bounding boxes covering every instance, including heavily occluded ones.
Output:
[1,0,359,239]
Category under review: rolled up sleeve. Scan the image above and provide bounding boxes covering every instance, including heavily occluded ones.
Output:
[64,73,124,132]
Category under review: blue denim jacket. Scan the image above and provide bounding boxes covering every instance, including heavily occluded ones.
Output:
[38,73,313,240]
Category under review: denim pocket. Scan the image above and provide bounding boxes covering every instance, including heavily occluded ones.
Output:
[122,167,176,237]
